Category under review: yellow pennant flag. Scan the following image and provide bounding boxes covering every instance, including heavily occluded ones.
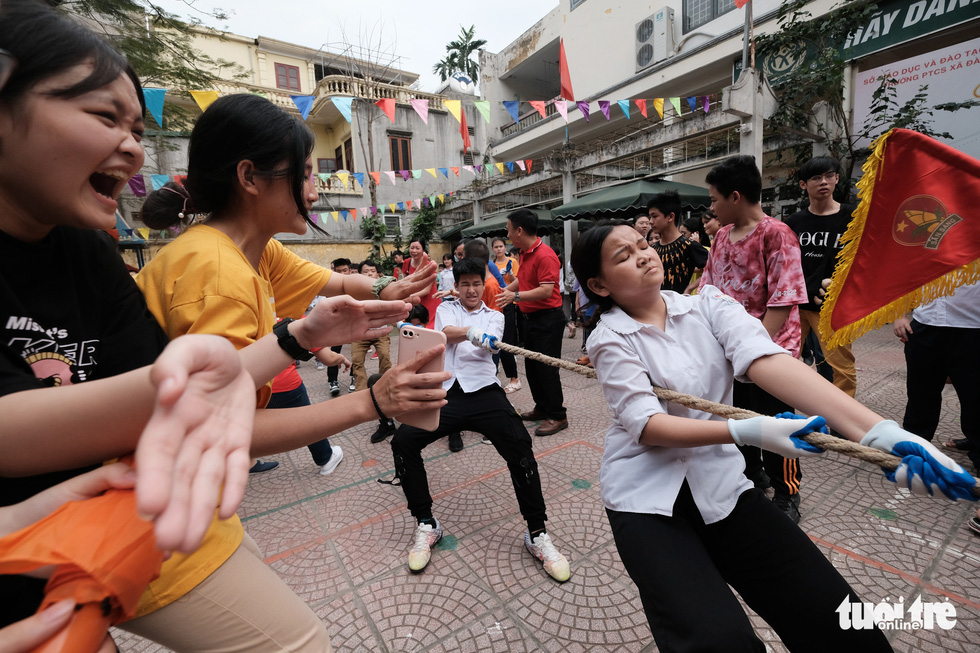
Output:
[495,163,505,174]
[138,228,150,239]
[437,194,445,203]
[331,212,339,222]
[389,204,397,213]
[444,99,462,123]
[425,168,437,178]
[189,90,219,112]
[653,98,664,119]
[335,172,349,188]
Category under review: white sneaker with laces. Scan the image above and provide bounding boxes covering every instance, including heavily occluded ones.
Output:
[407,519,443,572]
[318,446,344,475]
[524,532,570,582]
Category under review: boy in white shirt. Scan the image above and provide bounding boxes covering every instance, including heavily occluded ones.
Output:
[388,257,570,582]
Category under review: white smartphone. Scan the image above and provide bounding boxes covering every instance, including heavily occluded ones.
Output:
[396,323,447,431]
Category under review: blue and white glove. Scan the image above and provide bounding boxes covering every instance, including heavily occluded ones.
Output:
[466,326,499,353]
[728,413,827,459]
[861,420,977,501]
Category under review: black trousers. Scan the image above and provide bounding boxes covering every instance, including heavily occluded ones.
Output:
[608,483,891,653]
[903,320,980,469]
[326,344,343,382]
[733,381,803,497]
[522,307,566,420]
[499,303,519,379]
[389,381,547,528]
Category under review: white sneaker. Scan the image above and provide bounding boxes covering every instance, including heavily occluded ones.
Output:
[524,532,570,582]
[318,446,344,475]
[407,519,443,572]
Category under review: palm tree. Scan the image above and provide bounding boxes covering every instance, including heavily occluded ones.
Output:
[432,25,487,82]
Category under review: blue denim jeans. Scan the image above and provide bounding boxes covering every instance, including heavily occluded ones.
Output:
[266,382,333,465]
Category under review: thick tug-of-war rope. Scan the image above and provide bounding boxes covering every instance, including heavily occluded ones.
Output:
[489,339,980,496]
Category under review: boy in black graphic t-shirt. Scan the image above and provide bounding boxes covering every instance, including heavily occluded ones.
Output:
[648,190,709,293]
[786,156,857,397]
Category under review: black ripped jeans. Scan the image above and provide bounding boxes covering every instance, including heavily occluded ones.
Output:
[389,380,548,530]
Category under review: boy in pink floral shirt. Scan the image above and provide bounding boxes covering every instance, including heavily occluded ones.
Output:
[699,155,808,523]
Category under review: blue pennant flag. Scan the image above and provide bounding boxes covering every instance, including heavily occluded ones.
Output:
[437,167,449,178]
[503,100,520,124]
[291,95,315,120]
[352,172,364,186]
[617,100,631,119]
[687,96,698,113]
[150,174,170,191]
[331,97,353,123]
[505,161,514,173]
[142,88,166,127]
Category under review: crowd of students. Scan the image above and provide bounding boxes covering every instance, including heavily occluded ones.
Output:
[0,2,976,651]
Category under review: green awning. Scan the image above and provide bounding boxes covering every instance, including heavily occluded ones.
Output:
[440,219,473,239]
[461,209,555,238]
[551,179,711,220]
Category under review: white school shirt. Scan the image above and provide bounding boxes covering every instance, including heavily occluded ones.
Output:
[911,281,980,328]
[587,286,787,523]
[437,268,456,294]
[434,300,505,392]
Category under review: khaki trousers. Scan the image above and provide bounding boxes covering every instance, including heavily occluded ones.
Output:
[351,334,391,391]
[120,534,331,652]
[799,309,857,397]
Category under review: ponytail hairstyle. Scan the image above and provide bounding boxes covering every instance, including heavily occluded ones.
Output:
[570,220,630,324]
[141,94,322,234]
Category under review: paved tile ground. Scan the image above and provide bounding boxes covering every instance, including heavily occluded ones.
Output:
[114,325,979,652]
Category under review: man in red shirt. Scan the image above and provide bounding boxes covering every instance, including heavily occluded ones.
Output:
[497,209,568,436]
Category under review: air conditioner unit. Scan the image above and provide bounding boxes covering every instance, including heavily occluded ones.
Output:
[635,7,675,72]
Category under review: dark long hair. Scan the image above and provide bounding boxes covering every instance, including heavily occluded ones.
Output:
[141,94,320,233]
[570,220,629,323]
[0,0,144,115]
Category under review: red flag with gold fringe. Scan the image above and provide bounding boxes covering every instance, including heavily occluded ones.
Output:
[820,129,980,348]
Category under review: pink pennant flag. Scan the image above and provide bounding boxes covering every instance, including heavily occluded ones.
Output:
[516,160,526,171]
[529,101,546,118]
[462,165,474,175]
[703,96,711,113]
[576,101,590,122]
[555,99,568,123]
[598,100,611,121]
[636,99,648,118]
[361,207,369,217]
[384,171,397,185]
[369,171,381,186]
[526,159,533,173]
[410,98,429,124]
[375,98,396,122]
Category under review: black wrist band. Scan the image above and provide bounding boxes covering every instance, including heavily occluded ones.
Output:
[369,386,388,420]
[273,318,313,361]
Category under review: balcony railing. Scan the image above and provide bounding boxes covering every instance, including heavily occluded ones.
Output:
[211,76,446,118]
[500,99,560,138]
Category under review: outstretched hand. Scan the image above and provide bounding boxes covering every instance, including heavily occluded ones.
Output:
[136,334,257,553]
[371,344,449,419]
[862,420,977,501]
[301,296,410,349]
[0,463,136,540]
[381,260,438,304]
